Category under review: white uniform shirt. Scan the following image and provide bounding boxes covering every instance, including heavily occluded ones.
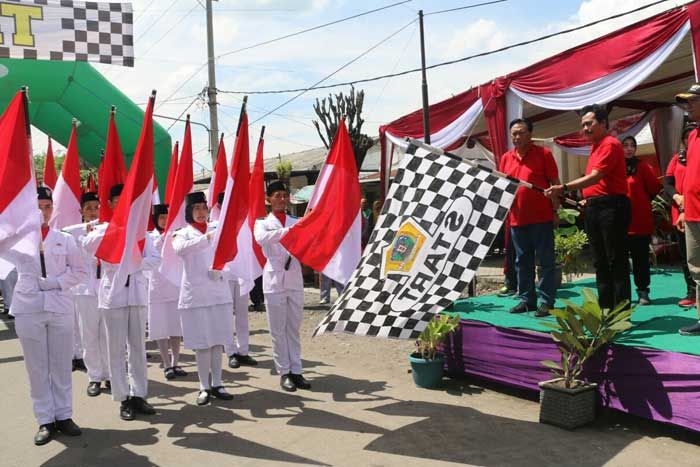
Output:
[253,213,303,294]
[81,224,156,309]
[145,229,179,304]
[9,228,87,315]
[63,220,100,296]
[173,223,232,309]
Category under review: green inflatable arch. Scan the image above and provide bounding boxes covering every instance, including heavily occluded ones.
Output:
[0,58,172,195]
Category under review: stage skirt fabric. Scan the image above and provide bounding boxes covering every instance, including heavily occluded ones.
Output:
[148,300,182,341]
[180,303,234,350]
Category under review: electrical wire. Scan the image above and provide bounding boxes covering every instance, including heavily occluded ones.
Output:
[425,0,507,16]
[138,3,200,59]
[218,0,676,95]
[134,0,181,44]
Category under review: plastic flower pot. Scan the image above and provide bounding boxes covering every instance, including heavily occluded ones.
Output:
[409,352,446,389]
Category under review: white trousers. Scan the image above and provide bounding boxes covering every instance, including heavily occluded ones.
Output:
[73,307,83,359]
[76,295,110,383]
[225,281,250,356]
[265,290,304,375]
[102,306,148,402]
[15,312,73,425]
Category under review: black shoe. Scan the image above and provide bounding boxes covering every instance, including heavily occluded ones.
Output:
[280,374,297,392]
[210,386,233,400]
[228,354,241,369]
[120,400,135,421]
[196,390,211,406]
[509,302,535,314]
[34,424,55,445]
[172,366,187,377]
[55,418,81,436]
[235,354,258,366]
[679,322,700,336]
[86,381,101,397]
[104,380,111,391]
[637,290,651,306]
[72,358,87,372]
[290,374,311,390]
[535,303,552,318]
[164,367,176,380]
[131,396,155,415]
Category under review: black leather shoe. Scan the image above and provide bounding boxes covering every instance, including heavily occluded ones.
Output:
[104,380,111,391]
[172,366,187,377]
[72,358,87,372]
[120,400,135,421]
[87,381,101,397]
[196,390,211,406]
[535,303,552,318]
[227,354,241,369]
[290,374,311,390]
[55,418,81,436]
[210,386,233,400]
[679,322,700,336]
[280,374,297,392]
[509,302,535,314]
[131,397,155,415]
[235,354,258,366]
[164,367,176,380]
[34,424,55,445]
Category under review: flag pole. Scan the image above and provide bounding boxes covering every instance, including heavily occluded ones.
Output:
[259,125,265,141]
[237,96,248,136]
[418,10,431,144]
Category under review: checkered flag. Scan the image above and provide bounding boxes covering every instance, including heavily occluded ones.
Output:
[0,1,133,67]
[314,144,518,339]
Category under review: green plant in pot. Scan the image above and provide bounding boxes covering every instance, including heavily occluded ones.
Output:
[554,208,588,284]
[409,314,460,389]
[539,288,634,429]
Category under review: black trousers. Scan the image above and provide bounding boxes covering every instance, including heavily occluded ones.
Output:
[628,235,651,293]
[584,195,631,310]
[504,223,517,291]
[675,230,696,296]
[249,276,264,306]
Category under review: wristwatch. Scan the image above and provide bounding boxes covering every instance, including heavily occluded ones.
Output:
[562,183,569,193]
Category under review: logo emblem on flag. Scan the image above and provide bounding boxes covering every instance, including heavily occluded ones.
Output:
[383,220,426,274]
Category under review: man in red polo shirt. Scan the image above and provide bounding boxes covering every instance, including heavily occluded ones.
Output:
[499,118,560,317]
[546,104,631,310]
[675,84,700,335]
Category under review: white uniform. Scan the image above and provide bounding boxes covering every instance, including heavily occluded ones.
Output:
[82,225,156,403]
[64,221,109,383]
[254,213,304,375]
[172,224,233,350]
[8,229,87,425]
[145,230,182,340]
[224,280,250,357]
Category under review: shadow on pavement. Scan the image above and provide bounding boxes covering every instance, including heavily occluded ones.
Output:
[306,373,393,402]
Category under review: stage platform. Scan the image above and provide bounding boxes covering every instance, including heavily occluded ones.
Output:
[443,270,700,432]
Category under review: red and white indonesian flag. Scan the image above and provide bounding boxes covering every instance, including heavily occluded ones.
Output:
[164,141,179,205]
[159,117,193,286]
[0,91,40,279]
[49,121,82,229]
[249,130,267,275]
[208,133,228,222]
[43,138,58,190]
[98,110,127,222]
[152,175,160,204]
[95,93,156,296]
[281,120,361,285]
[211,111,257,294]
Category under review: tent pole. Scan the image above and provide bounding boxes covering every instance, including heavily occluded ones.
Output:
[419,10,431,144]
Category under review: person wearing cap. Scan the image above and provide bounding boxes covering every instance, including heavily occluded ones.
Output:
[546,104,631,311]
[5,187,87,445]
[665,125,697,308]
[146,204,185,380]
[63,191,111,397]
[82,184,157,420]
[254,180,311,392]
[173,191,234,405]
[674,84,700,335]
[214,192,259,370]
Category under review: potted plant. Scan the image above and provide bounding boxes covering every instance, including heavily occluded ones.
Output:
[554,208,588,284]
[539,289,634,429]
[409,314,460,389]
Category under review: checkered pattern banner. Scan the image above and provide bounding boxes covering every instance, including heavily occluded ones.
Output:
[0,1,133,66]
[314,145,518,340]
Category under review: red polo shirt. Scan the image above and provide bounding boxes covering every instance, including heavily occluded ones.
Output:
[683,129,700,221]
[627,160,660,236]
[498,144,558,227]
[665,153,686,225]
[582,135,627,199]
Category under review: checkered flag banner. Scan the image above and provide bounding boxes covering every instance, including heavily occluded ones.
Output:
[0,1,133,66]
[314,144,518,339]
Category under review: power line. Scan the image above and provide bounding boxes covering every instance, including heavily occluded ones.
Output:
[215,0,413,60]
[248,18,418,126]
[218,0,676,95]
[425,0,507,16]
[134,0,180,44]
[138,3,200,59]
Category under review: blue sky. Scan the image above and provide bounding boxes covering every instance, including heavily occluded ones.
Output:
[43,0,691,171]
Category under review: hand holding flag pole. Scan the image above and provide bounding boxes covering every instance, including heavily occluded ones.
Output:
[406,137,581,209]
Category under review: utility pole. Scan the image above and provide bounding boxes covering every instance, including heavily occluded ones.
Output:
[206,0,219,167]
[418,10,430,144]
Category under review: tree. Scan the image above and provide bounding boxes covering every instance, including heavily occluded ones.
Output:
[34,152,96,187]
[312,86,374,171]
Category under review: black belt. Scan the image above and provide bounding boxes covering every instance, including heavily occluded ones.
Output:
[585,194,628,208]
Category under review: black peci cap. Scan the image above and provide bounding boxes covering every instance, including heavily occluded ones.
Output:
[185,191,207,206]
[80,191,99,205]
[266,180,288,196]
[152,203,169,218]
[109,183,124,199]
[37,186,52,200]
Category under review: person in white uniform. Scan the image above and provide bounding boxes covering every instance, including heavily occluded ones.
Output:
[82,184,156,421]
[146,204,186,380]
[254,180,311,392]
[173,191,234,405]
[214,192,259,370]
[63,192,110,397]
[6,187,88,445]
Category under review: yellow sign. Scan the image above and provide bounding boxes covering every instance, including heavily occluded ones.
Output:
[383,220,426,274]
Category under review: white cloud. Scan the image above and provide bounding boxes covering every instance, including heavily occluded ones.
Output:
[442,18,508,59]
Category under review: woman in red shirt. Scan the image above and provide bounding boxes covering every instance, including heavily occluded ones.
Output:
[622,136,661,305]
